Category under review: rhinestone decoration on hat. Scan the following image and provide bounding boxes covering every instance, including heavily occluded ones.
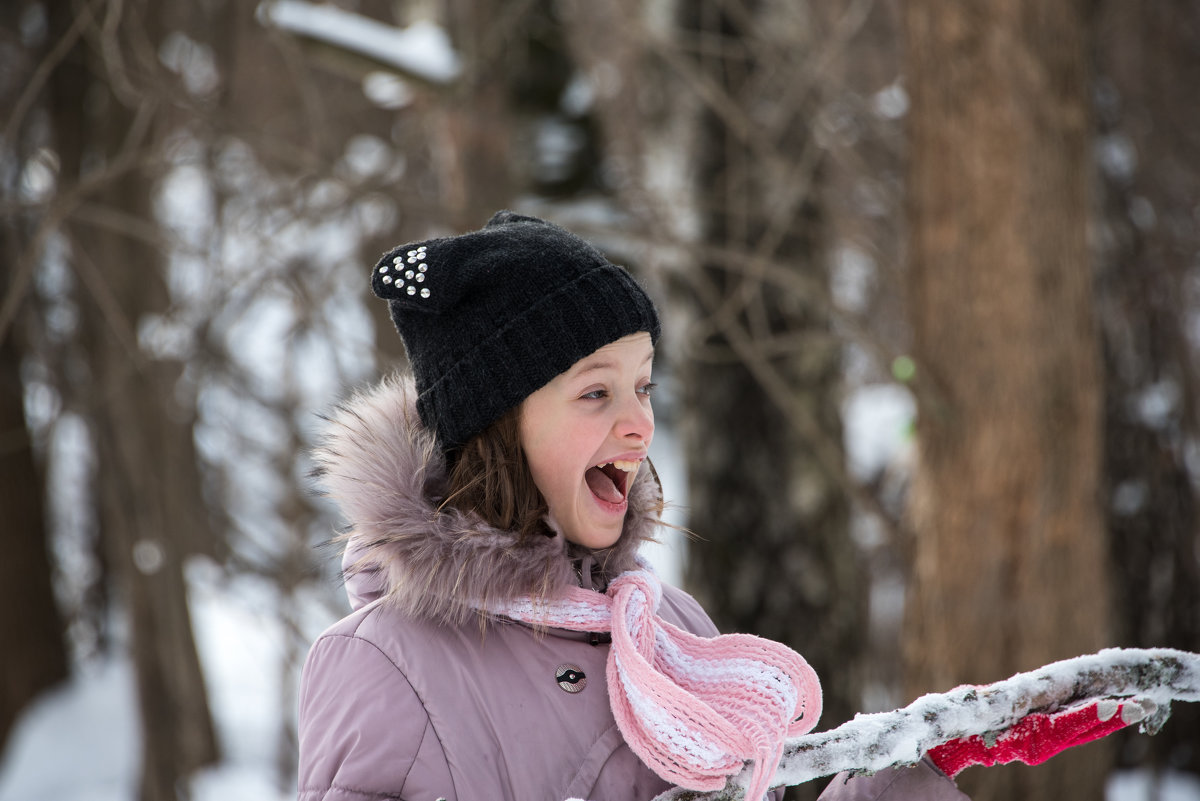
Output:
[378,246,431,299]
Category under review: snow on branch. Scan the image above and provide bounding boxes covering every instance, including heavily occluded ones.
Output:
[653,648,1200,801]
[256,0,460,85]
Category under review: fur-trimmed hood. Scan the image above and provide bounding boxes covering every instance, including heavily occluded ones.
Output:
[312,375,662,624]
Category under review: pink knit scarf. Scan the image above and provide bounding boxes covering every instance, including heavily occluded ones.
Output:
[496,568,822,800]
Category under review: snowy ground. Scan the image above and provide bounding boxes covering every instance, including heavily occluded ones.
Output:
[2,387,1198,801]
[0,575,296,801]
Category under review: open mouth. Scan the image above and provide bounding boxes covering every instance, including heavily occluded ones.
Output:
[584,459,640,505]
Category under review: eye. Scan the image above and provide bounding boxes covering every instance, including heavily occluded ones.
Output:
[580,388,609,400]
[638,382,658,397]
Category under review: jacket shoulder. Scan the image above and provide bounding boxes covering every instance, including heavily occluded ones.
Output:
[658,581,722,637]
[298,607,456,801]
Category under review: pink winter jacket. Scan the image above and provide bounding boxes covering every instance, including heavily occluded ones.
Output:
[297,377,968,801]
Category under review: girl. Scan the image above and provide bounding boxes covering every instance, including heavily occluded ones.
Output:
[297,212,1119,801]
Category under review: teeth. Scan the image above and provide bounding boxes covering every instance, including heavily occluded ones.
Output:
[597,459,642,472]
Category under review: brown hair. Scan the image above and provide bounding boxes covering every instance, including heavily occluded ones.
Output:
[442,405,551,540]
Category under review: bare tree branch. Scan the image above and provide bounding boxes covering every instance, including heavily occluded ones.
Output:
[256,0,461,87]
[0,148,164,347]
[0,0,102,149]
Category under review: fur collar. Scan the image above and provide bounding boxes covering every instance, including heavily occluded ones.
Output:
[312,375,661,624]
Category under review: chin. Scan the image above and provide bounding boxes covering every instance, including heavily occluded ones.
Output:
[565,524,624,551]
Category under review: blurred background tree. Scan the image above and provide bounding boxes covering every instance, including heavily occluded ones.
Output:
[901,3,1110,800]
[1092,0,1200,783]
[1,1,1198,800]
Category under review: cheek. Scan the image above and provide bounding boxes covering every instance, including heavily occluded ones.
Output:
[522,428,574,499]
[527,431,590,507]
[537,431,585,482]
[528,449,564,497]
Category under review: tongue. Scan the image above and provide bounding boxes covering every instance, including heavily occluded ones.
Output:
[585,466,623,504]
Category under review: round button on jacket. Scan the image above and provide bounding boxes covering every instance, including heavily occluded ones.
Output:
[555,664,587,693]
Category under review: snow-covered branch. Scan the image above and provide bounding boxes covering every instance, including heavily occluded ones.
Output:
[653,648,1200,801]
[256,0,460,85]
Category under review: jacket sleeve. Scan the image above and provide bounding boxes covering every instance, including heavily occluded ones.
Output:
[298,632,455,801]
[817,759,970,801]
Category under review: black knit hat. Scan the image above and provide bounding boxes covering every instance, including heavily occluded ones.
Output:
[371,211,661,450]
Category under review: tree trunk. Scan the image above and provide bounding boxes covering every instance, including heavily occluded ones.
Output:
[1093,0,1200,778]
[0,0,72,753]
[902,3,1112,801]
[0,254,70,754]
[439,0,520,229]
[45,1,220,797]
[676,7,863,801]
[77,182,220,801]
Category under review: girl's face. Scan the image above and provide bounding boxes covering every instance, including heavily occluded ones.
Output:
[519,332,655,550]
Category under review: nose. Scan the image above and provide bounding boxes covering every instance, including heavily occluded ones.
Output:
[615,391,654,444]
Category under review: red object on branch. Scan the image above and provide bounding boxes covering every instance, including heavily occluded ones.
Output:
[928,698,1145,778]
